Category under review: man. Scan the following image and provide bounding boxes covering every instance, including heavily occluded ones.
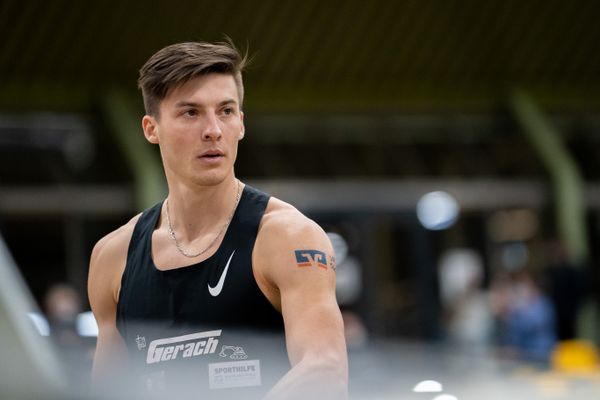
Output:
[87,41,348,399]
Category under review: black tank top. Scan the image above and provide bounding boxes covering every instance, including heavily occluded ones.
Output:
[116,185,287,399]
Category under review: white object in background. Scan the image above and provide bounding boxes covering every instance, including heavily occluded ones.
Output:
[76,311,99,337]
[326,232,349,265]
[417,191,460,230]
[27,312,50,337]
[433,395,458,400]
[335,256,363,305]
[413,379,443,392]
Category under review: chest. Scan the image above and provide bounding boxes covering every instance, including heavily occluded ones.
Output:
[122,247,260,325]
[150,227,226,271]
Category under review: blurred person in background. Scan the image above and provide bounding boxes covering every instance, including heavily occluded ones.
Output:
[490,269,557,364]
[87,40,347,399]
[543,239,587,341]
[438,248,494,356]
[45,283,82,347]
[44,283,93,384]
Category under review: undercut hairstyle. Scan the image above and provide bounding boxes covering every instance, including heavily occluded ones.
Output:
[138,40,248,117]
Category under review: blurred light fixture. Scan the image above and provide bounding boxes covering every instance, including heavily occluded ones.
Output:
[327,232,362,305]
[335,256,363,305]
[27,312,50,337]
[413,379,443,392]
[433,395,458,400]
[327,232,349,265]
[76,311,99,337]
[417,191,460,230]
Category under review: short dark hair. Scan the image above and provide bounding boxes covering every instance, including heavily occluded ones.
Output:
[138,40,248,117]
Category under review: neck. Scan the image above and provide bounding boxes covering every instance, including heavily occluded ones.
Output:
[164,175,241,241]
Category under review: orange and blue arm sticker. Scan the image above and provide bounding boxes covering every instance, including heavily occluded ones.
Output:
[294,249,336,271]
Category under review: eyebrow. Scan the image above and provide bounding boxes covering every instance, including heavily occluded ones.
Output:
[174,99,238,108]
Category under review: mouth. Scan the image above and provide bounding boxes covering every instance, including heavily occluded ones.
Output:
[197,150,225,163]
[199,150,225,159]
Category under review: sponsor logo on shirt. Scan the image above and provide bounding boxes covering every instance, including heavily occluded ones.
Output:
[146,329,221,364]
[136,335,146,350]
[219,345,248,360]
[208,250,235,297]
[209,360,261,389]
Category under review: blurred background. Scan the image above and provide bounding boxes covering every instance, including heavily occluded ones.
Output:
[2,0,600,398]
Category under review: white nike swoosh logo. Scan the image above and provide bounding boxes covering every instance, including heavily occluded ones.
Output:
[208,250,235,297]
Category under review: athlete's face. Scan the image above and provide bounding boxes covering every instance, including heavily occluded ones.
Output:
[142,73,245,187]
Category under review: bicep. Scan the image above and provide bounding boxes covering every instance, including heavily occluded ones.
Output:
[87,240,119,329]
[257,218,346,366]
[87,239,128,382]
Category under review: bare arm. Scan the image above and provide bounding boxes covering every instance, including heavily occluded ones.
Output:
[254,208,348,399]
[87,222,134,387]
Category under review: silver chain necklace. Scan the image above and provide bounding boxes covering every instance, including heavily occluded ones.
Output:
[165,180,242,258]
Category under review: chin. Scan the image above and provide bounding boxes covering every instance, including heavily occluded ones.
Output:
[191,173,229,187]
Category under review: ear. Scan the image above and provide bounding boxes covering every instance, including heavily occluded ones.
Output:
[239,111,245,140]
[142,115,159,144]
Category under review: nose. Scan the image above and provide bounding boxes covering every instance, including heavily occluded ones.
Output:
[202,113,222,141]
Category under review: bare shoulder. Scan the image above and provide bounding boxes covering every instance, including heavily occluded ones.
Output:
[259,196,329,243]
[91,214,140,267]
[88,214,141,304]
[254,196,334,292]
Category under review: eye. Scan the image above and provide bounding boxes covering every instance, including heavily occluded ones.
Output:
[222,107,234,116]
[183,109,198,117]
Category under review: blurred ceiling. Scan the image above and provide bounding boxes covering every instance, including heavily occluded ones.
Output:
[1,0,600,113]
[2,0,600,187]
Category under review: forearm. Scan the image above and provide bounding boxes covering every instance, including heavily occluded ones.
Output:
[91,330,129,390]
[264,355,348,400]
